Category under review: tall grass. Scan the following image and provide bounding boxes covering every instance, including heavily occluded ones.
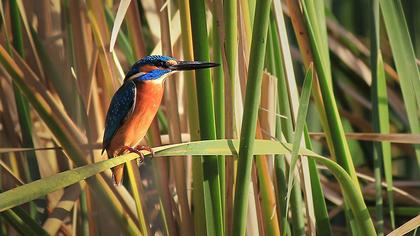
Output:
[0,0,419,235]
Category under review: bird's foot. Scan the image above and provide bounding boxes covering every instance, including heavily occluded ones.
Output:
[121,146,145,166]
[133,145,154,166]
[134,145,154,157]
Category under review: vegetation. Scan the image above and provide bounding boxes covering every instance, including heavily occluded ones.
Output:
[0,0,419,235]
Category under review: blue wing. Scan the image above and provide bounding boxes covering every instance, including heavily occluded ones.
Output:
[102,81,136,154]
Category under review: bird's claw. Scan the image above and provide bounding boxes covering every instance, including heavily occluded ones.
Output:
[121,146,145,166]
[134,145,154,158]
[121,145,154,167]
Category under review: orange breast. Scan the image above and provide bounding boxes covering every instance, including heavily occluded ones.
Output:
[107,81,164,157]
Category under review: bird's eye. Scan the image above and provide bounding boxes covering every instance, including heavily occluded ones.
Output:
[157,61,169,68]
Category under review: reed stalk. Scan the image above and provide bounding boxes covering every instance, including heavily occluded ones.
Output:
[232,0,272,234]
[178,0,206,234]
[371,0,391,234]
[189,0,223,234]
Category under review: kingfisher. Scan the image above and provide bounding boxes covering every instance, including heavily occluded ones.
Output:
[102,55,218,185]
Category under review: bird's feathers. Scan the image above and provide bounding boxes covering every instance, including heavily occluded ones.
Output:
[124,55,174,81]
[135,55,174,67]
[102,81,136,154]
[138,69,171,81]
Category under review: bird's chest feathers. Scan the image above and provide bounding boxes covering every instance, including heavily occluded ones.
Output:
[107,81,164,154]
[114,82,164,146]
[131,81,164,121]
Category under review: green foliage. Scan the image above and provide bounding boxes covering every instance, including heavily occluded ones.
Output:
[232,0,272,234]
[0,0,418,235]
[0,139,375,236]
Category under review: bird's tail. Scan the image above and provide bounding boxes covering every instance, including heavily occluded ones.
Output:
[112,164,124,185]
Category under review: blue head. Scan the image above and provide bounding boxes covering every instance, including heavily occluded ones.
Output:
[124,55,219,83]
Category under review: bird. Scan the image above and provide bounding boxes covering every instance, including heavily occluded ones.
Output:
[102,55,219,185]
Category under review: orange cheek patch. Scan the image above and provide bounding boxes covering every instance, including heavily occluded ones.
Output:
[140,65,158,72]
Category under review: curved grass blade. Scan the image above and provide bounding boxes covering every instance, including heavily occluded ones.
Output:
[379,0,420,168]
[0,139,376,235]
[104,6,135,64]
[304,130,332,236]
[109,0,132,52]
[299,2,365,233]
[300,0,359,190]
[0,140,289,212]
[285,64,313,219]
[270,5,297,234]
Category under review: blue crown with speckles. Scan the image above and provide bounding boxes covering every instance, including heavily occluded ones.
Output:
[124,55,175,82]
[134,55,174,67]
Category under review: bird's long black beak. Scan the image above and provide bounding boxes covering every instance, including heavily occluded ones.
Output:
[169,61,219,71]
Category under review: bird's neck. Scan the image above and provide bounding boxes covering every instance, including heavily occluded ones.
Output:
[135,80,164,93]
[133,71,175,84]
